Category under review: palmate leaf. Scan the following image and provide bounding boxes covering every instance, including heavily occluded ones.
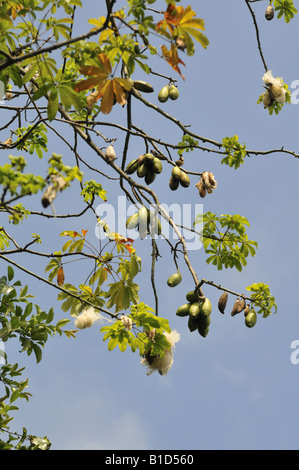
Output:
[74,53,133,114]
[156,4,208,56]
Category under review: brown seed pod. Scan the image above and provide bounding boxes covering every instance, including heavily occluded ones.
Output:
[218,292,228,314]
[41,185,57,208]
[195,181,206,198]
[231,297,246,316]
[175,155,184,167]
[208,172,218,189]
[105,145,117,163]
[265,5,274,20]
[243,304,250,317]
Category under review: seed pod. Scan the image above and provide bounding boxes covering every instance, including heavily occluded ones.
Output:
[198,313,211,338]
[137,162,148,178]
[169,84,179,100]
[105,145,117,163]
[41,185,57,208]
[186,290,198,303]
[147,210,162,235]
[126,212,139,230]
[189,302,201,319]
[133,80,154,93]
[195,181,206,198]
[176,303,191,317]
[167,271,182,288]
[138,206,148,239]
[171,166,182,180]
[158,85,170,103]
[208,172,218,189]
[153,157,163,174]
[143,153,154,167]
[218,292,228,314]
[230,297,246,316]
[245,308,257,328]
[188,315,199,332]
[169,176,179,191]
[179,170,190,188]
[145,169,156,185]
[265,4,274,20]
[126,159,139,175]
[200,298,212,317]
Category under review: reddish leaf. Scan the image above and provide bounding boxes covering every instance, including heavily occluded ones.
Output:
[57,266,65,287]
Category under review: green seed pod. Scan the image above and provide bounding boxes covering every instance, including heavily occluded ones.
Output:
[179,171,190,188]
[143,153,154,167]
[125,159,139,175]
[169,176,179,191]
[169,84,179,100]
[147,210,162,235]
[189,302,201,319]
[176,303,191,317]
[167,271,182,288]
[126,212,139,230]
[172,166,182,180]
[245,308,257,328]
[137,163,148,178]
[198,311,211,337]
[138,205,148,240]
[188,315,199,332]
[145,169,156,185]
[133,80,154,93]
[158,85,170,103]
[200,298,212,317]
[153,157,163,174]
[186,290,199,303]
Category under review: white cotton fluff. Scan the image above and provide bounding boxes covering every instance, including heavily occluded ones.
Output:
[75,307,101,329]
[120,315,133,331]
[141,330,181,376]
[262,70,286,105]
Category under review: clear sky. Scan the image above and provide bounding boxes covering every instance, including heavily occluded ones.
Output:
[3,0,299,450]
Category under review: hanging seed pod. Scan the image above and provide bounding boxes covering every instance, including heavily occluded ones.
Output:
[169,84,179,100]
[171,166,182,180]
[201,171,211,188]
[158,85,170,103]
[137,162,148,178]
[145,169,156,185]
[105,145,117,163]
[41,185,57,208]
[218,292,228,314]
[133,80,154,93]
[125,159,139,175]
[208,172,218,189]
[230,297,246,316]
[169,176,179,191]
[245,308,257,328]
[179,170,190,188]
[265,4,274,20]
[195,181,206,198]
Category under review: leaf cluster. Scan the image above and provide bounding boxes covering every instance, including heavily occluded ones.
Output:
[195,212,258,272]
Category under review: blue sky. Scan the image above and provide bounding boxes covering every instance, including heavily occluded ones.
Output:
[2,0,299,450]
